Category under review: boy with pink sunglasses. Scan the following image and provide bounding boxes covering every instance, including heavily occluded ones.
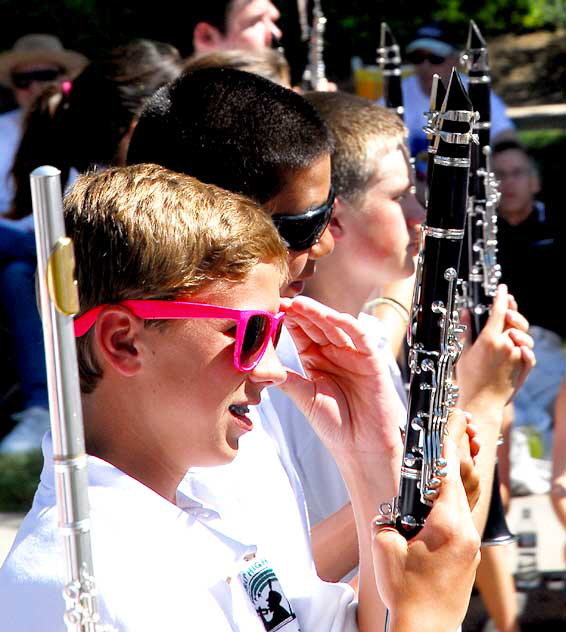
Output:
[0,164,480,631]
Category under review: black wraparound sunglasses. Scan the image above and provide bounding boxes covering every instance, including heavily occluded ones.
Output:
[272,185,335,252]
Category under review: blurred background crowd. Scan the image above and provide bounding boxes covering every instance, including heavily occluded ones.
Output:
[0,1,564,630]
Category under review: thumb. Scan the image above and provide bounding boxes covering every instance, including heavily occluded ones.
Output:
[372,514,407,607]
[482,283,508,333]
[436,435,469,515]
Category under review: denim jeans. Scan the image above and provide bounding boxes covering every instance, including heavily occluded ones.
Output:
[0,259,48,409]
[0,219,37,262]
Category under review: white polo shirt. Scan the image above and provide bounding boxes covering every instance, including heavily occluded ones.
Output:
[1,419,358,631]
[179,395,358,631]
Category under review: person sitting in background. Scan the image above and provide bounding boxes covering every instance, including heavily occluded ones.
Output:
[0,40,182,455]
[191,0,282,54]
[493,140,566,493]
[398,22,515,200]
[0,33,86,215]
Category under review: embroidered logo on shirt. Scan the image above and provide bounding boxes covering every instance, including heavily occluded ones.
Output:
[240,558,301,631]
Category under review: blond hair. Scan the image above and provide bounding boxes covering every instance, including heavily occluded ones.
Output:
[305,91,408,202]
[65,163,288,392]
[184,48,291,87]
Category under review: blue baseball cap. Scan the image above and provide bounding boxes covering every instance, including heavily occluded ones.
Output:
[406,22,459,57]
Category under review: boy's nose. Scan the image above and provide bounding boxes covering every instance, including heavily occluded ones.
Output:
[248,340,287,387]
[308,225,334,260]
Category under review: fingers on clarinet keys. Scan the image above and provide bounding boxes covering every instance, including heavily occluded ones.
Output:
[374,502,395,529]
[424,459,448,500]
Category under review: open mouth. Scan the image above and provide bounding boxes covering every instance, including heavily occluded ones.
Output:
[229,404,253,431]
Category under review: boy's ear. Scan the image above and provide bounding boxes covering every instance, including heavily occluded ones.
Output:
[328,196,347,239]
[94,307,144,377]
[193,22,224,53]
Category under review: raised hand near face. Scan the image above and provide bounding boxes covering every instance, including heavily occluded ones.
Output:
[278,295,405,465]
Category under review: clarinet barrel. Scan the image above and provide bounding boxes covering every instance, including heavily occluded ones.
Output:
[481,466,515,545]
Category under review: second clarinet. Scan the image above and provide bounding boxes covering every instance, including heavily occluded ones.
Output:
[383,69,477,538]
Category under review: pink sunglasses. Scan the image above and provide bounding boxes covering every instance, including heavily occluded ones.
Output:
[74,300,286,372]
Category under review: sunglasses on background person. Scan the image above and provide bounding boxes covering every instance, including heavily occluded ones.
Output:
[406,52,447,66]
[11,68,62,90]
[272,185,335,252]
[74,299,286,373]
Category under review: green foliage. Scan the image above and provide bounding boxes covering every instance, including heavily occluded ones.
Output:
[432,0,468,22]
[519,128,566,148]
[523,0,566,29]
[0,451,42,512]
[427,0,565,31]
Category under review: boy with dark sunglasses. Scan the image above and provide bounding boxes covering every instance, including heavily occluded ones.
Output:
[0,163,481,631]
[127,67,336,301]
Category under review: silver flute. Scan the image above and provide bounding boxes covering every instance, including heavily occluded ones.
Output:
[302,0,329,91]
[31,166,106,631]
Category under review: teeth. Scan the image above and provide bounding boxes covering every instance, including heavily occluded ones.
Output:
[229,404,249,416]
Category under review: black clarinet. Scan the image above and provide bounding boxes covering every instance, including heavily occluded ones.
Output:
[377,22,404,119]
[460,20,502,338]
[461,20,514,546]
[382,69,475,538]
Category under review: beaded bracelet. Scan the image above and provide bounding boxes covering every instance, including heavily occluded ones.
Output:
[366,297,410,324]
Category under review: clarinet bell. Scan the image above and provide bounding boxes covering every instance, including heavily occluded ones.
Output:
[481,466,516,546]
